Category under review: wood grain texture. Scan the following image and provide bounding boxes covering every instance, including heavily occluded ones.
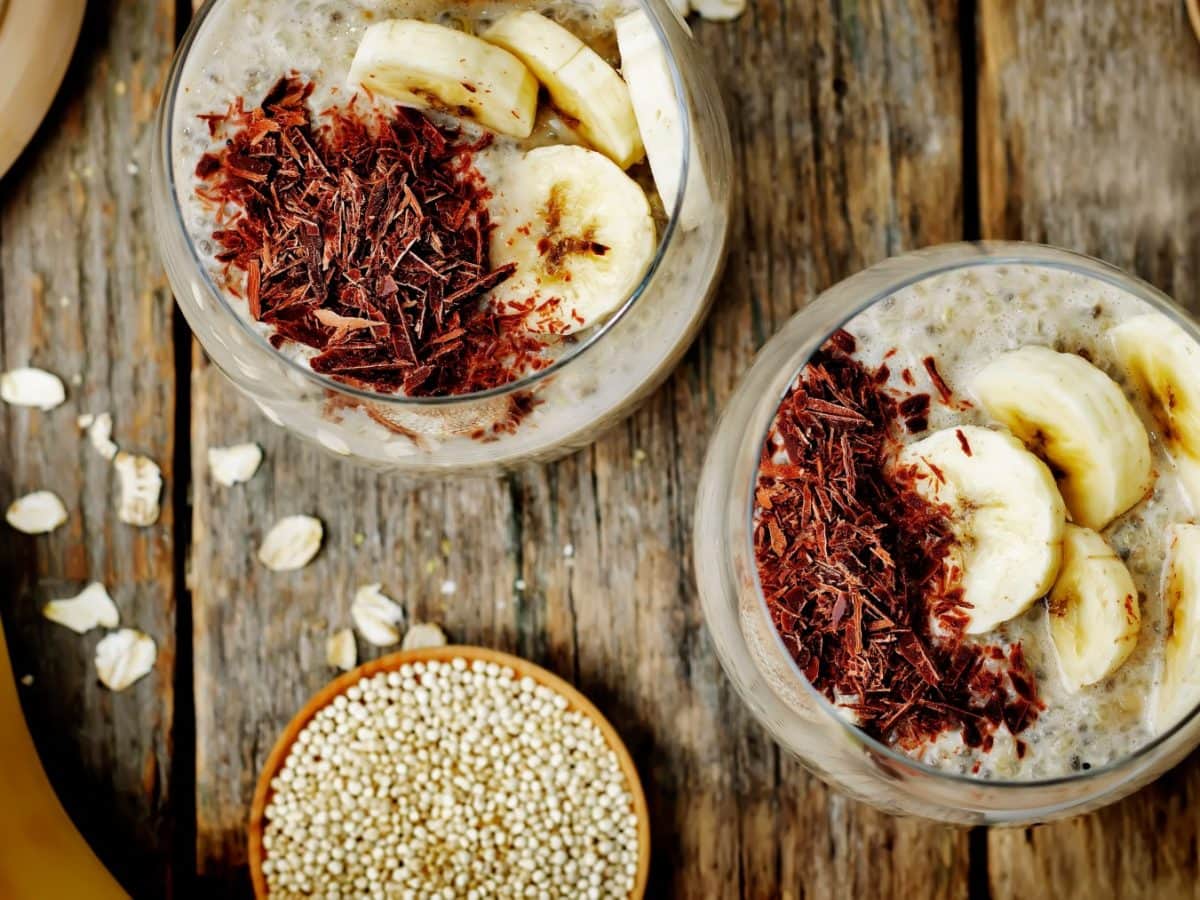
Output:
[0,0,178,896]
[188,1,968,896]
[978,2,1200,898]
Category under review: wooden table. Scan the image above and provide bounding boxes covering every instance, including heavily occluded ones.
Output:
[2,1,1198,897]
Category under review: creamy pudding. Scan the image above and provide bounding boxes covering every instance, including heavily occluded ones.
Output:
[161,0,730,468]
[753,264,1200,780]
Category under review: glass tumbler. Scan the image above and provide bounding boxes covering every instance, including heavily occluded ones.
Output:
[694,242,1200,824]
[151,0,732,473]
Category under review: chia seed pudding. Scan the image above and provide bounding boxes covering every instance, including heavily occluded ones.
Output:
[165,0,729,467]
[753,263,1200,780]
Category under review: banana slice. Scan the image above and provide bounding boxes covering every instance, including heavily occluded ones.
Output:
[615,9,712,230]
[482,11,644,167]
[693,0,748,20]
[1156,524,1200,731]
[1047,525,1140,691]
[897,426,1066,634]
[488,145,656,334]
[972,345,1152,530]
[347,19,538,138]
[1112,314,1200,509]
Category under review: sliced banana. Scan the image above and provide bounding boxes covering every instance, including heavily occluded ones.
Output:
[972,345,1152,530]
[1155,524,1200,731]
[482,11,643,168]
[615,9,711,230]
[1047,525,1140,691]
[1111,314,1200,510]
[897,425,1066,634]
[692,0,748,20]
[488,145,656,334]
[348,19,538,138]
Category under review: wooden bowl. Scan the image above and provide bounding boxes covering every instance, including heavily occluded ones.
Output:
[248,645,651,898]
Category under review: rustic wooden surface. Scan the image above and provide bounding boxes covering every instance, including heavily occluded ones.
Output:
[1,0,1198,897]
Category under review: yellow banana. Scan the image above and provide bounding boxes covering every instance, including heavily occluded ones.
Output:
[0,0,86,178]
[0,625,128,898]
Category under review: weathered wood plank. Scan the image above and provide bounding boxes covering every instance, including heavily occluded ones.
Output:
[188,0,966,895]
[978,2,1200,897]
[0,0,179,895]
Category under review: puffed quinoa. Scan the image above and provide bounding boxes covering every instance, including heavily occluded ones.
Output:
[262,657,640,898]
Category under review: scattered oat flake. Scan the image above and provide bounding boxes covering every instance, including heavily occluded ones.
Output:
[6,491,68,534]
[79,412,118,460]
[95,629,156,691]
[1,367,66,410]
[353,532,366,547]
[115,452,163,527]
[19,675,33,686]
[258,515,324,571]
[633,448,647,465]
[43,583,119,634]
[352,583,405,647]
[207,442,263,486]
[440,579,457,596]
[401,622,448,651]
[326,628,357,671]
[514,578,526,591]
[563,544,575,558]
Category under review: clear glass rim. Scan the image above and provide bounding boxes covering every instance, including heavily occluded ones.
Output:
[742,240,1200,791]
[160,0,692,408]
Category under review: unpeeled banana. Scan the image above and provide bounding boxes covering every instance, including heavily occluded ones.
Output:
[487,144,656,334]
[1047,525,1140,691]
[973,345,1152,530]
[347,20,538,138]
[0,0,86,179]
[0,625,128,898]
[1155,524,1200,731]
[897,425,1066,634]
[1111,314,1200,511]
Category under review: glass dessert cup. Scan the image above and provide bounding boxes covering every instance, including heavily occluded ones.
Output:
[695,242,1200,825]
[152,0,732,473]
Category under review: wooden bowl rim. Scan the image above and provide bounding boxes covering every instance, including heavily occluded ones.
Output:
[248,645,651,899]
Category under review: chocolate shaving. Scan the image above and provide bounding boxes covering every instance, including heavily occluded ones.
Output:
[194,75,550,401]
[754,335,1042,751]
[955,428,972,457]
[923,356,954,406]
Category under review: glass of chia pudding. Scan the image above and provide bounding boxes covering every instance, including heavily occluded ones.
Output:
[152,0,731,471]
[695,242,1200,823]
